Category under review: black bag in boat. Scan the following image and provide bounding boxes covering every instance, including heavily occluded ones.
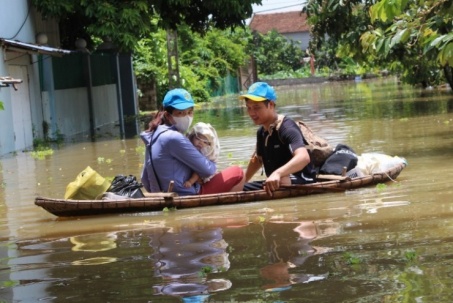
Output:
[319,144,358,175]
[106,175,145,198]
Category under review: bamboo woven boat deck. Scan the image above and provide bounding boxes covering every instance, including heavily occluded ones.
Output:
[35,163,406,217]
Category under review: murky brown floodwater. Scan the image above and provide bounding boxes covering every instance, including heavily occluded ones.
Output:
[1,77,453,302]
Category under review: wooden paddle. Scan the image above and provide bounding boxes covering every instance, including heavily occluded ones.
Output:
[167,180,174,192]
[143,192,177,198]
[280,184,346,192]
[316,174,350,181]
[142,180,176,198]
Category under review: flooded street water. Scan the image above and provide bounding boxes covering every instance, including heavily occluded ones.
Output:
[1,77,453,302]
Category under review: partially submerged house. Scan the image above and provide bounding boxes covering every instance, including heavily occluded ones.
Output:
[249,11,310,51]
[0,0,139,157]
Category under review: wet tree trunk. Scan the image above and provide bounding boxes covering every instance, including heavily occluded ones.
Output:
[443,65,453,89]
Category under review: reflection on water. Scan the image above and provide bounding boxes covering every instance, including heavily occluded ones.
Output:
[70,233,118,252]
[259,220,333,291]
[152,226,232,301]
[71,257,118,266]
[2,77,453,301]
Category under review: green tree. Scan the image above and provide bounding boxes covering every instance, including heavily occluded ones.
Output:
[178,26,248,96]
[249,30,305,76]
[304,0,453,87]
[133,23,168,100]
[31,0,262,52]
[363,0,453,88]
[133,24,307,103]
[304,0,375,68]
[134,25,249,102]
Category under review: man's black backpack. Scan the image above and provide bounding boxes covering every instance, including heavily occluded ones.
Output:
[319,144,358,175]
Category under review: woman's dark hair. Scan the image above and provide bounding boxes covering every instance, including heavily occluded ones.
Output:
[164,106,175,114]
[146,106,175,132]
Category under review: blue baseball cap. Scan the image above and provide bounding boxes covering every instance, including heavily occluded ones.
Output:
[163,88,195,110]
[239,82,277,102]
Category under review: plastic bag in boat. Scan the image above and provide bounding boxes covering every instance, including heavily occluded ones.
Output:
[64,166,111,200]
[106,175,144,198]
[356,153,407,175]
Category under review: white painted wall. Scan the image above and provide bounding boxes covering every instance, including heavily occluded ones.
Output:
[284,32,311,51]
[0,1,121,155]
[0,0,40,155]
[9,65,33,151]
[0,0,35,42]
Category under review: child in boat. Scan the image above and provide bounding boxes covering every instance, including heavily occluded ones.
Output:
[184,122,221,188]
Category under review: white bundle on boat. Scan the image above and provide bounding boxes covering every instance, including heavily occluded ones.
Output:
[346,153,407,178]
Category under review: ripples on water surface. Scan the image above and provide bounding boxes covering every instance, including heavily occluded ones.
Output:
[1,77,453,302]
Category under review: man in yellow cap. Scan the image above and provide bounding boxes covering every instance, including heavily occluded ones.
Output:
[239,82,316,195]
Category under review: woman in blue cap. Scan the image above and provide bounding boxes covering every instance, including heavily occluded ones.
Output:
[141,88,244,196]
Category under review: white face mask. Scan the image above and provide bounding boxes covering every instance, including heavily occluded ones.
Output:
[172,115,193,133]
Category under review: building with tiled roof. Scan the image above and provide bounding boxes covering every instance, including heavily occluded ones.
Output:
[249,11,310,50]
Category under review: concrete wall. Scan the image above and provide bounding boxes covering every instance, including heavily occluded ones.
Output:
[41,84,120,141]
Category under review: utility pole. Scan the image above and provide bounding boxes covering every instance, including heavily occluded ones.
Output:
[166,29,180,88]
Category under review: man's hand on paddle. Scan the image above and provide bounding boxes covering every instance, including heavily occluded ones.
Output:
[263,148,310,196]
[263,171,282,196]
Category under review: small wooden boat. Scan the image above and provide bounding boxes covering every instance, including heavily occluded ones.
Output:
[34,163,406,217]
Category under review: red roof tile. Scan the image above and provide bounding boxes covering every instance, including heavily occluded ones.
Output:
[249,11,309,34]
